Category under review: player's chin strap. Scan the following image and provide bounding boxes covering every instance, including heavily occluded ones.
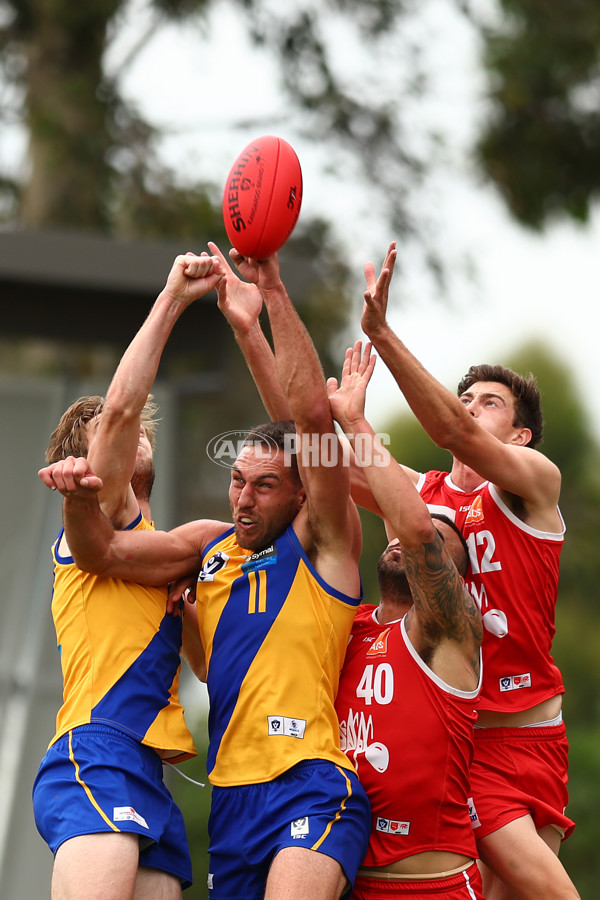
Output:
[163,761,206,788]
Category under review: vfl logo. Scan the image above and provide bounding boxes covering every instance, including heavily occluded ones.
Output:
[499,673,531,692]
[291,817,309,838]
[376,816,410,835]
[268,715,306,738]
[198,551,230,583]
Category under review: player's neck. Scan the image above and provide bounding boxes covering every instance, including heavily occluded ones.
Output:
[376,597,411,625]
[450,458,487,492]
[137,499,152,522]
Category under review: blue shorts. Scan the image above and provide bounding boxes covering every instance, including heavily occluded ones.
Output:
[32,724,193,888]
[207,759,371,900]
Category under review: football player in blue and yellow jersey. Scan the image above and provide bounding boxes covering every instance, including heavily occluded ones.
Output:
[33,253,223,900]
[39,250,372,900]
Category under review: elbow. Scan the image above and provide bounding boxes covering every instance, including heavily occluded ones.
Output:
[101,397,142,430]
[412,507,440,545]
[73,558,105,576]
[72,549,112,577]
[293,394,331,433]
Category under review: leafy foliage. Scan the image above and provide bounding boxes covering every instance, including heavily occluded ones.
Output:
[473,0,600,227]
[0,0,452,291]
[559,726,600,899]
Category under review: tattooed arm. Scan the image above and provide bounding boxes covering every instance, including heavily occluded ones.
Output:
[329,341,481,691]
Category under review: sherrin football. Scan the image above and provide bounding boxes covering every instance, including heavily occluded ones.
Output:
[222,135,303,260]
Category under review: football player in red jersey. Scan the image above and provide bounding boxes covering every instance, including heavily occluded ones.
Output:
[330,341,485,900]
[359,243,579,900]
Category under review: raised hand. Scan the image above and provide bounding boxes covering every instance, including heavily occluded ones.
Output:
[163,251,223,307]
[328,341,376,434]
[208,241,264,334]
[220,243,284,296]
[361,241,397,338]
[38,456,103,497]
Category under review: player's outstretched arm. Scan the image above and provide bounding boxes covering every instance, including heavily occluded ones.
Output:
[208,241,291,421]
[39,456,226,586]
[89,252,223,526]
[330,343,481,688]
[361,246,560,514]
[229,250,362,596]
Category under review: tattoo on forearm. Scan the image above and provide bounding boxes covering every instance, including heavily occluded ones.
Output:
[404,532,482,670]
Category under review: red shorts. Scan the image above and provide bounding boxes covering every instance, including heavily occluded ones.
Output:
[469,721,575,841]
[350,862,484,898]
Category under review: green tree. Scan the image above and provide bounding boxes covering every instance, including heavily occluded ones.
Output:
[471,0,600,228]
[0,0,436,250]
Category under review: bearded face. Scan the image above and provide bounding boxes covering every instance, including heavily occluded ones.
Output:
[131,456,155,502]
[376,540,410,598]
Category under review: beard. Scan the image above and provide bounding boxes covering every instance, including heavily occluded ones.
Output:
[131,457,155,503]
[231,498,301,552]
[376,549,410,600]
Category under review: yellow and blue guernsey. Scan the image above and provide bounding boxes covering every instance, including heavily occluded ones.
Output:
[196,524,362,787]
[49,512,196,762]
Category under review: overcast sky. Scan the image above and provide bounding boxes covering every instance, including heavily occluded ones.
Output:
[97,0,600,440]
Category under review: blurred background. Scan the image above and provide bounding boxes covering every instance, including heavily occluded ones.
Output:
[1,0,599,896]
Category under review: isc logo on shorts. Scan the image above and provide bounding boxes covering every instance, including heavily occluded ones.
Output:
[499,672,531,692]
[375,816,410,835]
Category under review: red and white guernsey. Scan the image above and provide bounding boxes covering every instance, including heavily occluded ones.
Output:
[418,470,565,713]
[335,605,480,867]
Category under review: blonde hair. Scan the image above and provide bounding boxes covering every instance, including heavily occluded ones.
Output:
[45,394,158,463]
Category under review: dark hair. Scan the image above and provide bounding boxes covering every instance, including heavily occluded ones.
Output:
[244,420,296,449]
[46,394,158,463]
[456,364,543,448]
[430,513,469,577]
[243,421,300,480]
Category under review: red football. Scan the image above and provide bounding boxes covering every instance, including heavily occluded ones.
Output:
[222,135,303,259]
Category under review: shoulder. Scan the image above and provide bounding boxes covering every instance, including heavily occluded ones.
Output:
[354,604,377,626]
[169,518,232,554]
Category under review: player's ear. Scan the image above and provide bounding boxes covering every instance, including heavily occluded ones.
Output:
[512,426,532,447]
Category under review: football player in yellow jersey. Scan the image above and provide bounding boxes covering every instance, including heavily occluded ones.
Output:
[39,249,372,900]
[33,253,223,900]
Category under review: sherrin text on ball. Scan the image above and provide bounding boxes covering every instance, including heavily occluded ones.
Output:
[222,135,303,259]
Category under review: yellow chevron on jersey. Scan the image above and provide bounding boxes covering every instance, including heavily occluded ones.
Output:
[49,512,196,761]
[196,524,362,786]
